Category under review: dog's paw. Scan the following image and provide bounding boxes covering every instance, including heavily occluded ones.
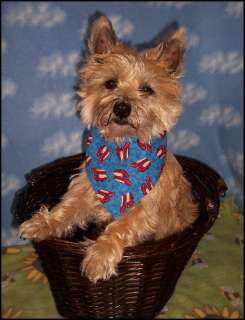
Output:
[19,214,51,241]
[81,240,121,283]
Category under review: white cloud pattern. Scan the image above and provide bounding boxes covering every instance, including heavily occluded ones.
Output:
[37,51,80,77]
[225,2,243,18]
[186,32,200,49]
[146,2,191,8]
[168,130,200,151]
[42,131,81,157]
[31,93,75,118]
[2,79,18,100]
[223,151,244,177]
[225,177,243,202]
[200,105,242,128]
[109,15,134,38]
[5,2,66,28]
[80,15,134,39]
[200,51,243,74]
[2,172,21,197]
[182,83,206,105]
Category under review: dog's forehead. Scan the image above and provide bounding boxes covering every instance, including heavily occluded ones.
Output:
[103,53,157,82]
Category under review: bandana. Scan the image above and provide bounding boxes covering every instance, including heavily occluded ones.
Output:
[84,127,167,218]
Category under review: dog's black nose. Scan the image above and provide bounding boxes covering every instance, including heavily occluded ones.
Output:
[113,102,131,119]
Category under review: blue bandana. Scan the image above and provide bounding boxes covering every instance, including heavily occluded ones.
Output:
[84,127,167,218]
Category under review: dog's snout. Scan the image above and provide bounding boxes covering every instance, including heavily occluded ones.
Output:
[113,102,131,119]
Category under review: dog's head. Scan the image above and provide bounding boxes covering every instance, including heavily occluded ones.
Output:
[77,16,185,142]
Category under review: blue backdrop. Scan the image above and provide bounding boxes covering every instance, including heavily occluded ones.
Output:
[2,1,243,246]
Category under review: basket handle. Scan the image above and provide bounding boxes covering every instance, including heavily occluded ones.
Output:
[13,154,84,224]
[25,153,83,186]
[216,177,228,197]
[204,177,227,219]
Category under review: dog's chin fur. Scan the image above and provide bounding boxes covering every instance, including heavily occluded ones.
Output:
[101,121,138,143]
[98,115,158,143]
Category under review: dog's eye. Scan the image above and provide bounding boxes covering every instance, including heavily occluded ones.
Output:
[105,79,117,90]
[140,85,155,95]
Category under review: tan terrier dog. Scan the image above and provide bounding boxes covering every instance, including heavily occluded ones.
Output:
[19,16,198,283]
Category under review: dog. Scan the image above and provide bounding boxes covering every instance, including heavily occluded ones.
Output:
[19,16,198,283]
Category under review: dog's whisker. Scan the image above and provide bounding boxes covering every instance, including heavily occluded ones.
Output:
[106,111,113,126]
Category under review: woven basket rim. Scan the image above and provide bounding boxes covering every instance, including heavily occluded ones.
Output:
[34,204,214,259]
[15,153,226,259]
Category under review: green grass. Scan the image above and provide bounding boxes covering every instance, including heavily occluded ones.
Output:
[157,196,243,318]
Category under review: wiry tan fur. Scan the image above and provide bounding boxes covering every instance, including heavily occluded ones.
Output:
[19,16,198,283]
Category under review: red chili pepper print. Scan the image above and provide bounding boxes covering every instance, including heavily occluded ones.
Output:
[137,139,152,152]
[92,168,107,181]
[141,176,154,195]
[156,145,167,159]
[120,192,134,213]
[97,145,110,164]
[117,143,130,160]
[113,169,132,186]
[84,154,92,166]
[96,189,115,203]
[85,134,93,145]
[130,157,151,172]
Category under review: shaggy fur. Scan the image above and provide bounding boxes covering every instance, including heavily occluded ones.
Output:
[19,16,198,283]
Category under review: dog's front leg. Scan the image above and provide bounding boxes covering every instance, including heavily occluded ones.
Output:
[82,203,157,283]
[19,172,105,241]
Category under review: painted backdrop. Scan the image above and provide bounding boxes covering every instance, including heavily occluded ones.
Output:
[2,2,243,246]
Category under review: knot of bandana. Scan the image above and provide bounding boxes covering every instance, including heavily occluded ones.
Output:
[84,127,167,218]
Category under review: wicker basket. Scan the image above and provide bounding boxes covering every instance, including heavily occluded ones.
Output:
[13,153,227,319]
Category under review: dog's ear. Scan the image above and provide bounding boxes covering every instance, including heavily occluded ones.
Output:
[88,16,117,54]
[142,27,186,77]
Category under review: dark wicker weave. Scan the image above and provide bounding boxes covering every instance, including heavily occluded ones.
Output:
[13,153,227,319]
